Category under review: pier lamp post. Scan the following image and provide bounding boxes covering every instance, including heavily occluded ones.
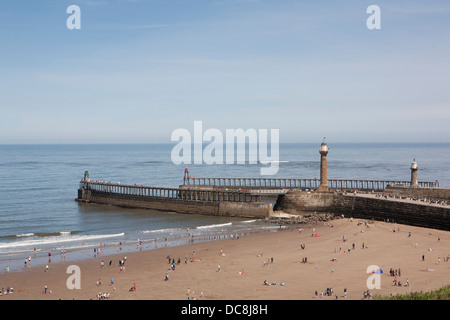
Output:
[410,159,419,187]
[318,139,329,191]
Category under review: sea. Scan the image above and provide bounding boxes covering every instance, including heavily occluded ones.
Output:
[0,143,449,271]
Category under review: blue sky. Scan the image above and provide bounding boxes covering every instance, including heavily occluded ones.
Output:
[0,0,449,143]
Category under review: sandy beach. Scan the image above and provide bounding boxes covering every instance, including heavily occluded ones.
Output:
[1,217,449,300]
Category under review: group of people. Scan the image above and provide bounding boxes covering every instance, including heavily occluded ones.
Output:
[314,288,347,299]
[392,277,409,287]
[164,254,187,280]
[263,257,274,267]
[376,193,449,206]
[118,256,127,272]
[389,268,401,277]
[317,287,333,296]
[96,292,110,300]
[362,290,372,300]
[0,287,13,296]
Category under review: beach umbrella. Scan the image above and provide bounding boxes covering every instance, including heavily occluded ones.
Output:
[313,233,320,237]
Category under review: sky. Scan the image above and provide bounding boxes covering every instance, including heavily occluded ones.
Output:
[0,0,449,144]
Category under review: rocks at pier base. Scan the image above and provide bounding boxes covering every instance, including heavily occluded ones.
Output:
[267,210,335,225]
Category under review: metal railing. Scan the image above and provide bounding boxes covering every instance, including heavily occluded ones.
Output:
[79,181,261,202]
[183,177,439,190]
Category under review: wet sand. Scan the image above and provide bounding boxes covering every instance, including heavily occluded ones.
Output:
[1,218,449,300]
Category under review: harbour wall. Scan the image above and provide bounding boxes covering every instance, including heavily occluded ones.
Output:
[339,195,450,231]
[77,189,273,219]
[276,190,450,231]
[385,186,450,201]
[76,183,449,231]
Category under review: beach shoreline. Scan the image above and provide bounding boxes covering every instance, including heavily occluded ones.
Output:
[0,219,284,273]
[1,217,449,300]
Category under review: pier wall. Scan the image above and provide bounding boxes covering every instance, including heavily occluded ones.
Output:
[77,189,272,218]
[274,191,341,212]
[338,195,450,231]
[385,186,450,201]
[276,191,450,231]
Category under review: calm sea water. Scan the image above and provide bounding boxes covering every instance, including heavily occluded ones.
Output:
[0,143,448,270]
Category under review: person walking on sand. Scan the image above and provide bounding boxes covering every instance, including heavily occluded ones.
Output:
[217,265,221,272]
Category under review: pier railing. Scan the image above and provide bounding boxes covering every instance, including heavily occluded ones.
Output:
[183,177,439,190]
[79,181,261,202]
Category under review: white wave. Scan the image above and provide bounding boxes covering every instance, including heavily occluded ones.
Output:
[196,222,232,229]
[240,219,258,223]
[143,228,186,234]
[259,160,290,164]
[0,232,125,250]
[16,233,35,238]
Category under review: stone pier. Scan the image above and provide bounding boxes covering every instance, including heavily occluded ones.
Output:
[76,181,273,219]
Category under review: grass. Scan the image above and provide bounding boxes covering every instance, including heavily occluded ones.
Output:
[375,285,450,300]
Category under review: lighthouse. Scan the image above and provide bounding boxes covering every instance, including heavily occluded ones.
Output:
[318,138,329,191]
[410,159,419,187]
